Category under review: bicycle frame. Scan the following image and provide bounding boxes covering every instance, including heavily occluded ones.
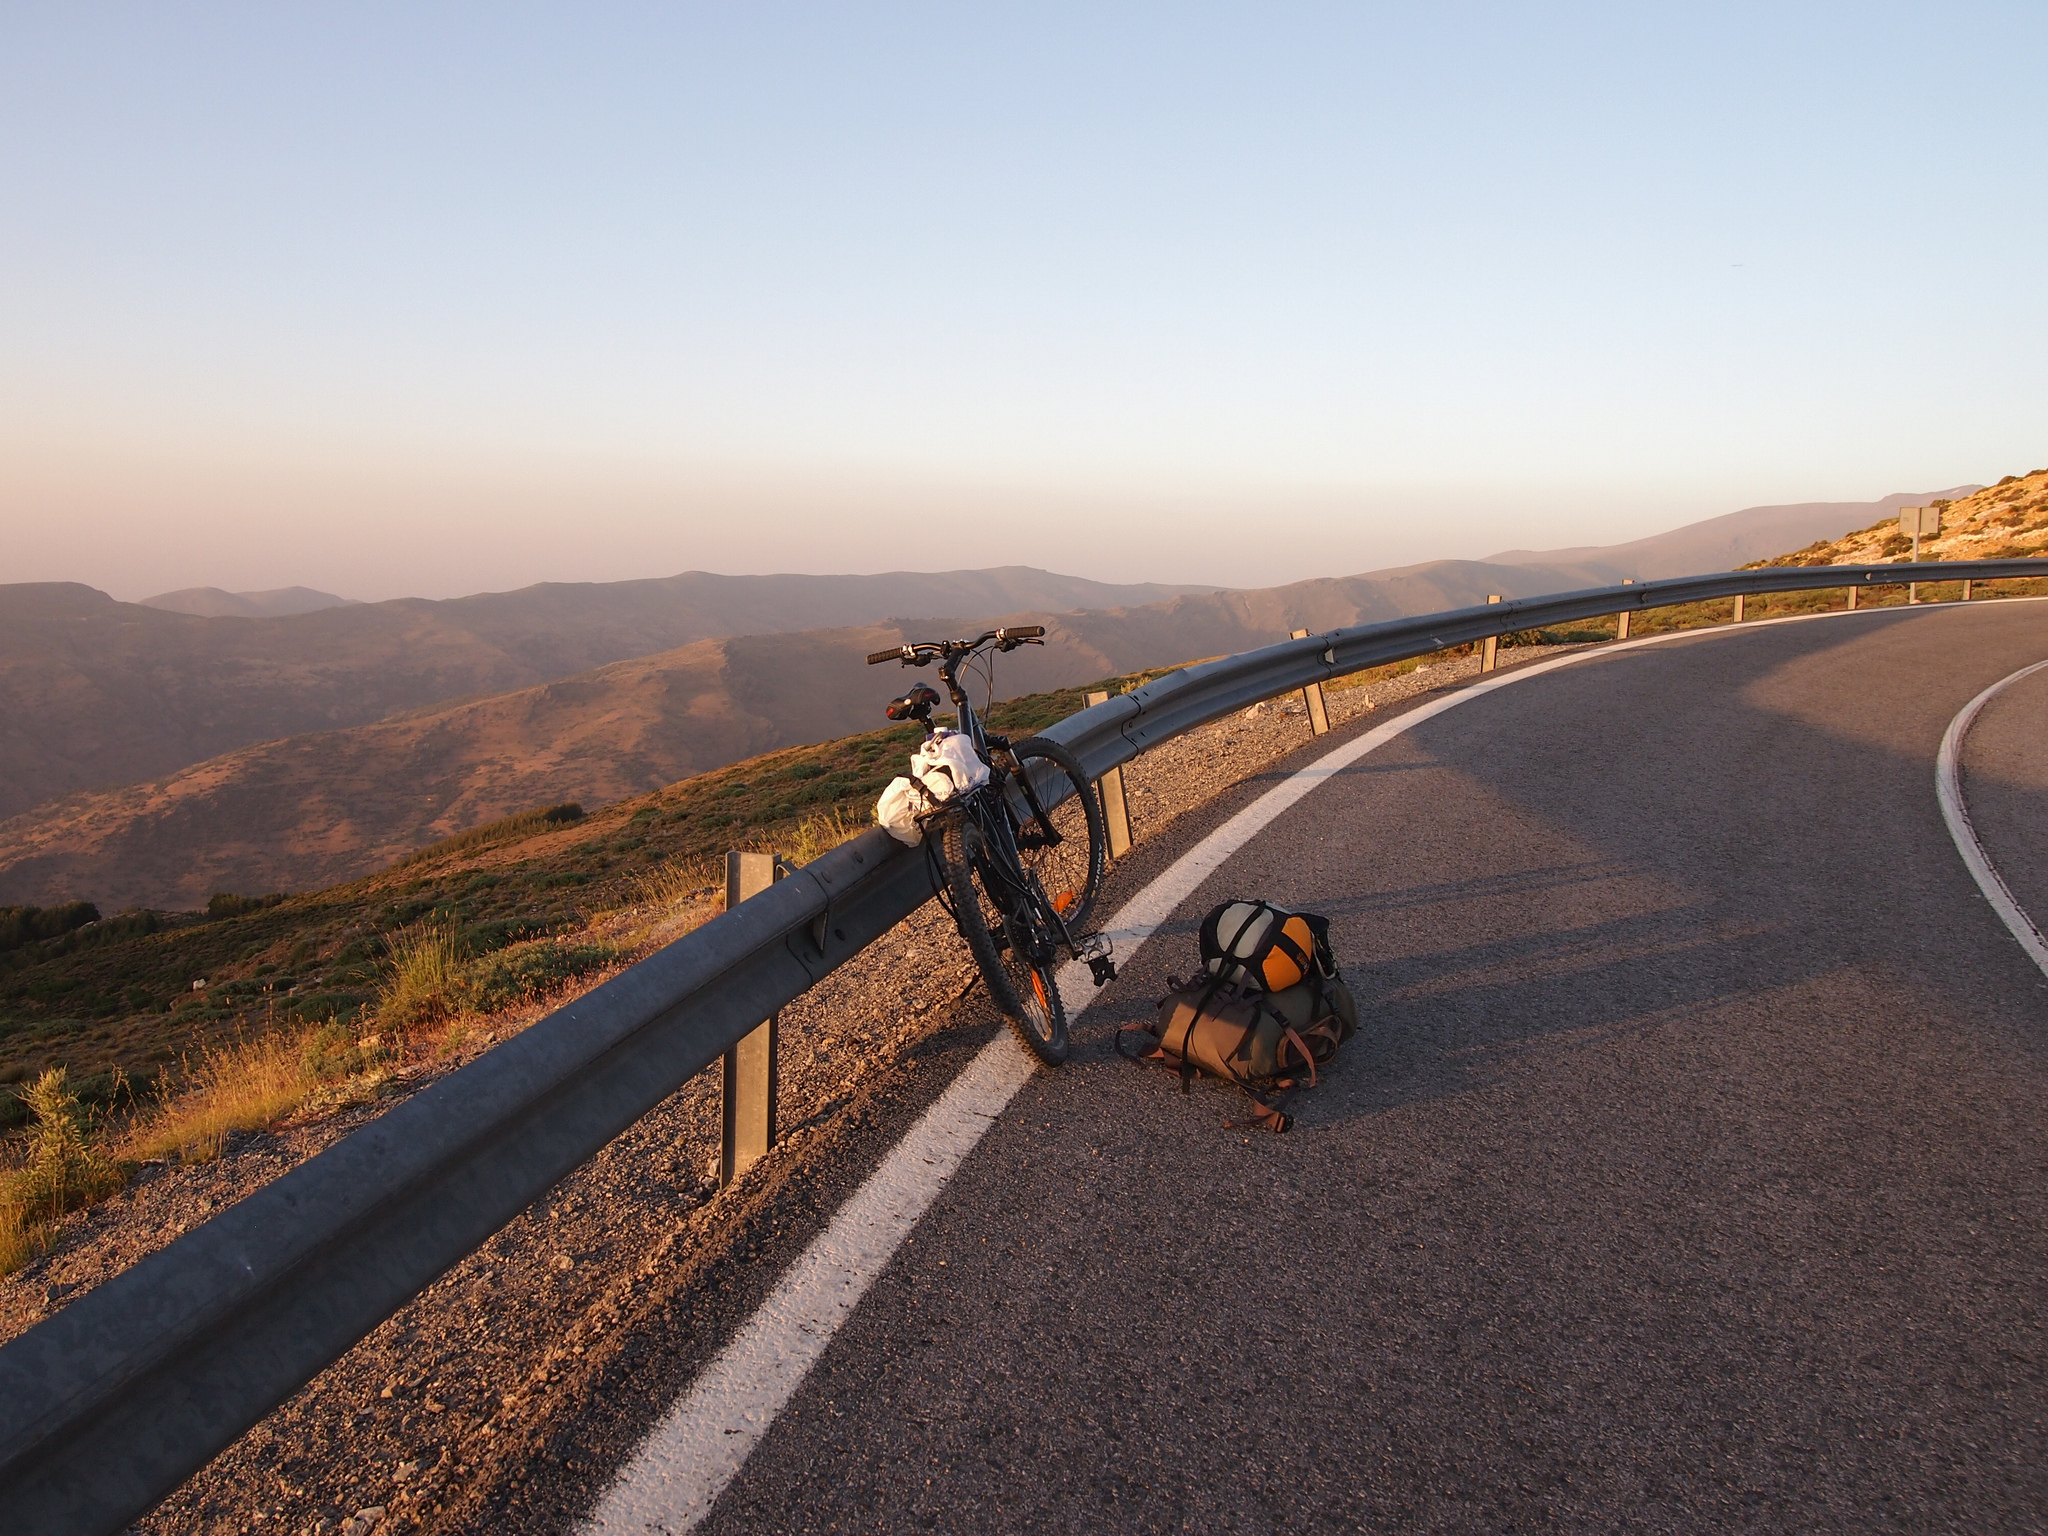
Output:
[936,653,1073,950]
[875,629,1082,957]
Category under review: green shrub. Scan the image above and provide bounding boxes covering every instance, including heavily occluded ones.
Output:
[399,802,584,867]
[285,991,371,1026]
[2,1069,127,1274]
[470,941,619,1012]
[378,921,468,1029]
[299,1021,388,1082]
[460,915,566,954]
[206,892,287,920]
[0,902,102,954]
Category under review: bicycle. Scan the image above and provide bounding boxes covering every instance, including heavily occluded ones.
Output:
[867,625,1115,1065]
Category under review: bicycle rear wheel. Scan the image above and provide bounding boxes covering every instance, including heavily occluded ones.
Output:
[1006,736,1108,935]
[940,814,1070,1066]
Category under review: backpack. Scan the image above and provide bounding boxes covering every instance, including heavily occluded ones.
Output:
[1199,899,1334,993]
[1119,900,1358,1132]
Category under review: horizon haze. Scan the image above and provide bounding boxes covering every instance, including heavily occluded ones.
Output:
[4,5,2043,600]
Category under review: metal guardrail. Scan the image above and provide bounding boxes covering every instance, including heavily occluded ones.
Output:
[0,558,2038,1533]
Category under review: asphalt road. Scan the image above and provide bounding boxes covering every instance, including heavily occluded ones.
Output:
[629,603,2048,1534]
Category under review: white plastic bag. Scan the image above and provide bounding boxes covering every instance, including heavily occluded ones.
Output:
[874,730,990,845]
[910,729,989,802]
[874,776,931,846]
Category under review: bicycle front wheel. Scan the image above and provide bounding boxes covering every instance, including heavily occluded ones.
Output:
[940,814,1070,1066]
[1006,736,1108,934]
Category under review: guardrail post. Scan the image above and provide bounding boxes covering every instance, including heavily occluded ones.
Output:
[1963,578,1973,601]
[1731,592,1745,623]
[1085,691,1134,858]
[1288,630,1332,731]
[1847,583,1858,611]
[1477,598,1501,673]
[720,850,781,1186]
[1615,579,1634,640]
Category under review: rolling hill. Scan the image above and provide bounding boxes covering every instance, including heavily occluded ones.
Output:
[4,479,2028,911]
[0,567,1209,820]
[1489,485,1982,580]
[0,563,1559,910]
[137,586,360,618]
[0,545,1882,910]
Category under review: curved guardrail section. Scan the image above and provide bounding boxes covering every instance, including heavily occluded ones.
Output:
[0,558,2039,1534]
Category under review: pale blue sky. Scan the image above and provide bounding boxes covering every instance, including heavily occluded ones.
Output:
[4,3,2042,600]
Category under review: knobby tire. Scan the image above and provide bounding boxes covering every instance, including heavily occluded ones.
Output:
[1007,736,1109,934]
[940,815,1070,1067]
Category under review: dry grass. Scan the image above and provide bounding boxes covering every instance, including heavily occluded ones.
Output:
[780,805,862,866]
[0,893,685,1269]
[379,920,468,1030]
[1,1069,127,1275]
[119,1034,329,1166]
[636,856,723,914]
[109,926,483,1170]
[629,806,859,918]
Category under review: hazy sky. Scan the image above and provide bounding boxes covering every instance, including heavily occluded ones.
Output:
[5,3,2043,601]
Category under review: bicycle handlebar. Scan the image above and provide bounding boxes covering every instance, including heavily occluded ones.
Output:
[865,626,1046,666]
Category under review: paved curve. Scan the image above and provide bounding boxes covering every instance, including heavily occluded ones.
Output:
[638,603,2048,1533]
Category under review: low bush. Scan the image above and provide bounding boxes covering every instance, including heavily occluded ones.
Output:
[206,892,288,920]
[399,802,584,867]
[298,1021,392,1084]
[469,940,619,1012]
[378,921,468,1029]
[459,915,568,955]
[1,1069,128,1275]
[283,990,372,1026]
[0,902,102,955]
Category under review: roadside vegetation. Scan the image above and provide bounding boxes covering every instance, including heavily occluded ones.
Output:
[4,475,2044,1274]
[0,664,1177,1273]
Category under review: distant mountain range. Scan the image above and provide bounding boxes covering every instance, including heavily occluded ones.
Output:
[0,567,1210,822]
[0,487,1994,908]
[1489,487,1982,581]
[138,585,360,618]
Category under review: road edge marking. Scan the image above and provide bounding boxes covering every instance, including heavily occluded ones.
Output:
[1935,658,2048,980]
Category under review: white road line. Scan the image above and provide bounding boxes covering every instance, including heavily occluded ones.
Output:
[578,600,2020,1532]
[1935,658,2048,980]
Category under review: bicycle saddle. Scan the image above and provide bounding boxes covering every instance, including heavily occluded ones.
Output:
[886,684,943,723]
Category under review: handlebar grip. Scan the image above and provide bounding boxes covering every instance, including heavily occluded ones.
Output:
[866,648,902,665]
[1008,625,1045,639]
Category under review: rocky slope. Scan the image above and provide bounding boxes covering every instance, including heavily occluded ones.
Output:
[1743,469,2048,568]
